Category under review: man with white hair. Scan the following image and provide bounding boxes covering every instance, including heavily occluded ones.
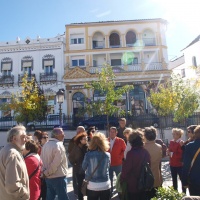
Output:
[41,127,69,200]
[0,125,29,200]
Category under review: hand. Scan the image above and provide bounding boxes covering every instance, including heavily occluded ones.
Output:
[179,141,184,146]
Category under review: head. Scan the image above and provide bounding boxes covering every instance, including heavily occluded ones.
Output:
[51,128,64,141]
[23,140,39,156]
[118,118,126,128]
[26,133,33,141]
[76,126,85,135]
[87,126,96,137]
[129,130,144,147]
[109,127,118,140]
[38,131,49,146]
[172,128,184,141]
[123,128,133,140]
[74,132,88,146]
[89,132,109,152]
[7,125,27,150]
[194,125,200,139]
[187,125,197,139]
[144,126,157,141]
[34,130,42,142]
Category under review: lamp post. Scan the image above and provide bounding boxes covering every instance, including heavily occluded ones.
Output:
[56,89,65,126]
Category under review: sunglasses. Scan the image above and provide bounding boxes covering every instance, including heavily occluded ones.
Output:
[91,130,96,133]
[42,136,48,139]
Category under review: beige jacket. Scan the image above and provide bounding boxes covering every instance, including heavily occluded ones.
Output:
[144,140,162,187]
[41,138,68,178]
[0,143,29,200]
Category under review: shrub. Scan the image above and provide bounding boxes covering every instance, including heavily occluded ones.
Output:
[151,187,185,200]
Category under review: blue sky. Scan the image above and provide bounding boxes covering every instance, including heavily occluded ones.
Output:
[1,0,200,60]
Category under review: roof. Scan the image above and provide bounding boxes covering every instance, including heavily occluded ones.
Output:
[182,35,200,51]
[66,18,167,26]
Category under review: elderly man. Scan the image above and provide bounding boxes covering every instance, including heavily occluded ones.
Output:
[41,128,69,200]
[0,125,29,200]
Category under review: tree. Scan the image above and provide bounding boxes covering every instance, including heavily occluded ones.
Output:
[148,74,200,124]
[1,73,47,127]
[82,65,133,133]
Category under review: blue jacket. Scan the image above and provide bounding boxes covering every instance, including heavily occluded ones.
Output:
[82,150,110,182]
[182,139,200,186]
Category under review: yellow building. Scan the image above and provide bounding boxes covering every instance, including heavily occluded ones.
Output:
[64,19,170,116]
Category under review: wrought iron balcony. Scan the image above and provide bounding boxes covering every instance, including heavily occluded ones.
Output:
[18,73,36,86]
[0,75,14,87]
[40,72,57,84]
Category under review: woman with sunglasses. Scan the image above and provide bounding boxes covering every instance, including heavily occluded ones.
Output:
[69,132,88,200]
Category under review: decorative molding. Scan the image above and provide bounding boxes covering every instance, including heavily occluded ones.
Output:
[63,67,93,79]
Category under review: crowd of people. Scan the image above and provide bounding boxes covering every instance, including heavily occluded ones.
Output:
[0,118,199,200]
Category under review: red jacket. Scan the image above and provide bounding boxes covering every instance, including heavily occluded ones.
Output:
[24,154,42,200]
[169,140,184,167]
[108,137,126,166]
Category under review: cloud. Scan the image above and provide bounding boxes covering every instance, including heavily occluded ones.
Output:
[96,10,111,18]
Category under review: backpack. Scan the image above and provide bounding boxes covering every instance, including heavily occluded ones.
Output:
[138,155,154,191]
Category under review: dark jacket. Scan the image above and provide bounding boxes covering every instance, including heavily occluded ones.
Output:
[182,139,200,187]
[68,144,88,174]
[120,146,150,193]
[117,127,127,141]
[67,136,76,154]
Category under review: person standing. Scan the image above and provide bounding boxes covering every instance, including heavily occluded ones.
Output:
[23,140,42,200]
[168,128,186,193]
[108,127,126,193]
[121,130,150,200]
[41,128,69,200]
[117,118,127,141]
[0,125,30,200]
[82,132,111,200]
[68,125,85,196]
[182,125,200,196]
[144,126,162,199]
[69,132,88,200]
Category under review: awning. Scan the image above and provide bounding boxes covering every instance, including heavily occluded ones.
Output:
[22,62,32,68]
[44,60,53,67]
[2,63,11,70]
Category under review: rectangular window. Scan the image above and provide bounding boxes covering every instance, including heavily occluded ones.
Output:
[71,39,77,44]
[78,38,84,44]
[79,59,85,66]
[23,67,31,75]
[2,70,11,76]
[181,69,185,78]
[72,60,78,66]
[111,59,121,66]
[133,58,138,64]
[45,66,53,74]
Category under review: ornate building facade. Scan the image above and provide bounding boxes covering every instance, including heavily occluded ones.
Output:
[64,19,171,116]
[0,35,66,117]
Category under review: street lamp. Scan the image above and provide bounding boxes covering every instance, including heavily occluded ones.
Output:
[56,89,65,126]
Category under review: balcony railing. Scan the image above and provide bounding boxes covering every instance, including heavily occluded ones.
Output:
[92,41,105,49]
[40,72,57,84]
[88,62,163,74]
[143,38,156,46]
[18,73,36,86]
[0,75,14,87]
[145,63,162,70]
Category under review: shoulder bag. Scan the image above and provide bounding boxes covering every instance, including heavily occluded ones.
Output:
[81,153,104,196]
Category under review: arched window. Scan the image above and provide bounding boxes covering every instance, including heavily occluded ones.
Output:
[42,54,55,74]
[109,33,120,47]
[126,31,136,46]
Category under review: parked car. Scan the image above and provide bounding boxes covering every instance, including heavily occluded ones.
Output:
[0,116,18,130]
[27,114,63,130]
[128,113,159,128]
[78,115,119,129]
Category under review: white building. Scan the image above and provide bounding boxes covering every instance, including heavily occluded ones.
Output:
[0,35,67,117]
[169,35,200,79]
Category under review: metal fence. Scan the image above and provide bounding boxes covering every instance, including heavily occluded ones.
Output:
[1,113,200,131]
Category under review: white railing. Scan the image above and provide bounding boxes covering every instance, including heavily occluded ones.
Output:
[127,64,142,71]
[145,63,162,70]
